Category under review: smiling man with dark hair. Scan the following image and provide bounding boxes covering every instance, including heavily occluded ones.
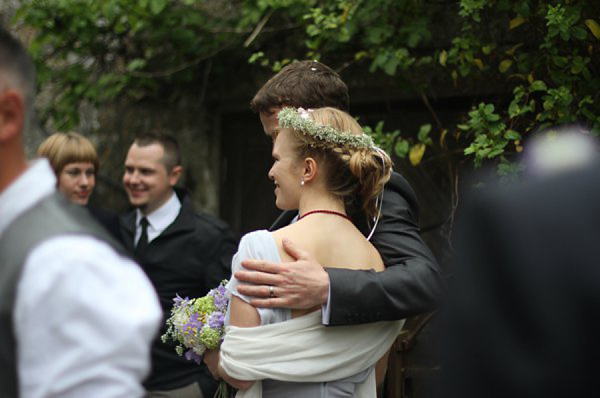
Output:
[120,133,237,398]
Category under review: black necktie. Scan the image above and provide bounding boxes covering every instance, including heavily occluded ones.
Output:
[135,217,149,258]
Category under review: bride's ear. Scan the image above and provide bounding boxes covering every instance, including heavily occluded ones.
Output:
[302,157,318,184]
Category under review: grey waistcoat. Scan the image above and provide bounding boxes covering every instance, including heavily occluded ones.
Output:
[0,192,124,397]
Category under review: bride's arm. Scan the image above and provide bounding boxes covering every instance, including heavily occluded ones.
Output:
[211,295,260,390]
[205,231,268,389]
[229,295,261,327]
[203,348,254,391]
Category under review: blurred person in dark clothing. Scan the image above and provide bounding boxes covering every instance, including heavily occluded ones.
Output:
[442,127,600,397]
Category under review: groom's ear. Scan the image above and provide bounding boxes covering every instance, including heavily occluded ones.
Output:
[303,157,318,183]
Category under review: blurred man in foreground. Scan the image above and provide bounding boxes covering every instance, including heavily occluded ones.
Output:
[0,25,161,397]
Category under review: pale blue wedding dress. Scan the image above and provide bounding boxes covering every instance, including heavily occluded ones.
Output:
[225,230,372,398]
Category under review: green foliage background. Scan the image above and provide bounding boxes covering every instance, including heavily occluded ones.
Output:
[13,0,600,191]
[15,0,600,172]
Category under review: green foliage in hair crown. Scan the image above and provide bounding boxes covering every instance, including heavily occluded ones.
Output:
[278,108,376,150]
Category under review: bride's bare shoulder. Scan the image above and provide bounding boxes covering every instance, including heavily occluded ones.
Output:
[271,222,329,262]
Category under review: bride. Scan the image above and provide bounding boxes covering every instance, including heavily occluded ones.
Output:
[209,107,404,397]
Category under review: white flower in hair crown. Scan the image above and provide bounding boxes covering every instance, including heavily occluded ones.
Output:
[277,107,376,150]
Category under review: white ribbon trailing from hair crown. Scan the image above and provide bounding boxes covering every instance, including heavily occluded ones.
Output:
[278,107,376,150]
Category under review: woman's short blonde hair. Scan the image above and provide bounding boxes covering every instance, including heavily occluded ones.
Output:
[37,132,99,176]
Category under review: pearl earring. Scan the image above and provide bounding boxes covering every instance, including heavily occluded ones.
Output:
[300,180,305,186]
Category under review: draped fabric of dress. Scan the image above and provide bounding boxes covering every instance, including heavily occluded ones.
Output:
[223,230,404,398]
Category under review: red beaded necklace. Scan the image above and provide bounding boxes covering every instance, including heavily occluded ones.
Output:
[298,209,351,221]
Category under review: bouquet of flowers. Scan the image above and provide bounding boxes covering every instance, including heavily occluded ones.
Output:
[161,280,229,364]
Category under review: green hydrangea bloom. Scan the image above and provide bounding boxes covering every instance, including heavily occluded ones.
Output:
[200,327,221,350]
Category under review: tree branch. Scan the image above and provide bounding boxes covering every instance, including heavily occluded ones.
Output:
[244,9,275,47]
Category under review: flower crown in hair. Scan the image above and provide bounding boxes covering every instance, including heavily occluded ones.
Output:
[278,107,376,150]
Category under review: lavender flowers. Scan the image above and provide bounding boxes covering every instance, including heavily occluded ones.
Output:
[161,280,229,364]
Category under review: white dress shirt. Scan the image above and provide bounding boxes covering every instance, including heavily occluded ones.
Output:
[0,159,161,398]
[134,191,181,245]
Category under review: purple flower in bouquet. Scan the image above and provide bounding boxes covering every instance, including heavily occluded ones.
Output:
[208,312,225,329]
[211,285,229,309]
[161,280,229,360]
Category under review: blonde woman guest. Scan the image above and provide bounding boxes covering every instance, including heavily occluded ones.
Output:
[208,107,404,398]
[37,132,120,240]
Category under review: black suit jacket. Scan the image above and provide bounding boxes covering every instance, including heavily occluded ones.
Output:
[120,190,236,395]
[271,171,444,325]
[443,162,600,397]
[87,204,122,243]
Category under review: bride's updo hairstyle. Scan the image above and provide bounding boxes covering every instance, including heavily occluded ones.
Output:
[277,107,392,219]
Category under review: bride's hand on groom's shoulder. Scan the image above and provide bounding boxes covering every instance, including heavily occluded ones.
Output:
[236,238,330,310]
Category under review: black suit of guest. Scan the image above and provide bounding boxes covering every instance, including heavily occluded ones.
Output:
[271,171,444,325]
[443,161,600,398]
[120,190,236,397]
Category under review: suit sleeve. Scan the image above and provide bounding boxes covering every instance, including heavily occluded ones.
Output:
[326,173,445,325]
[201,220,238,290]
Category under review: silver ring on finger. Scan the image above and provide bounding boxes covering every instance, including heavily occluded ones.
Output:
[269,285,276,298]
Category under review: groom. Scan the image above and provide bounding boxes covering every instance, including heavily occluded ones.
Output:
[236,60,444,325]
[204,61,444,383]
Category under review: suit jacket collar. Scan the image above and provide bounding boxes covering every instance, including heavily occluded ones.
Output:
[136,191,181,238]
[387,171,418,214]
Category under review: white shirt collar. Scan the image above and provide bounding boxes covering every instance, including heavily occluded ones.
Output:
[0,159,56,237]
[135,191,181,243]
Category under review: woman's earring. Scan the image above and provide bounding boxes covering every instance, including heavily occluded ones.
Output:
[300,180,305,186]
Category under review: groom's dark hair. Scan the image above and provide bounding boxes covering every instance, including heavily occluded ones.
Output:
[250,60,349,113]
